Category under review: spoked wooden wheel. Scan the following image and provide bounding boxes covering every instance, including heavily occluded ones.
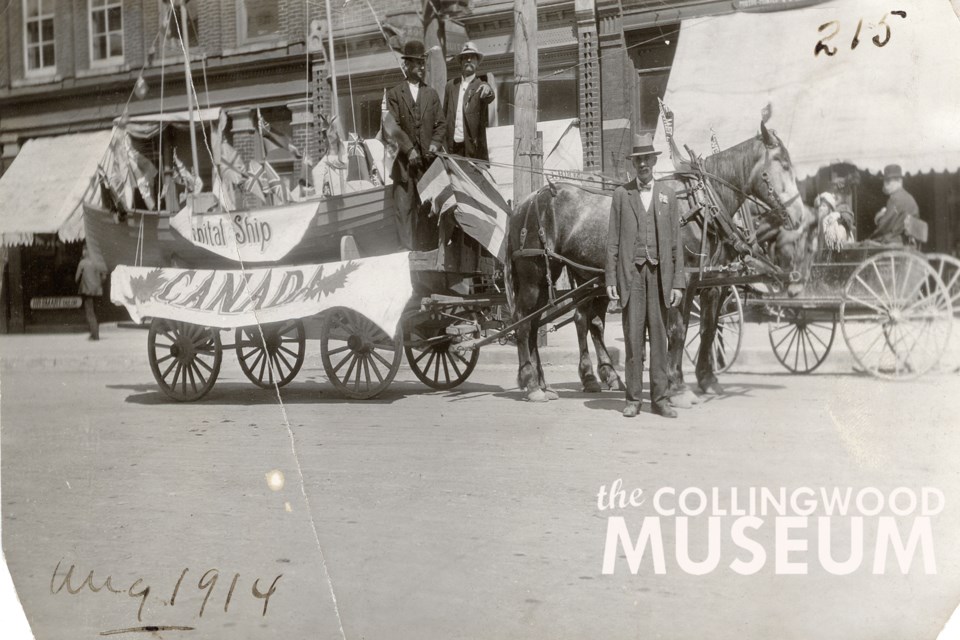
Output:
[320,308,402,399]
[927,253,960,316]
[768,308,837,374]
[235,320,305,389]
[404,311,480,390]
[148,318,222,401]
[840,251,953,380]
[684,287,744,373]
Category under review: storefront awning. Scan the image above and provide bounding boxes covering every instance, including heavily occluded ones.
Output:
[0,130,115,246]
[656,0,960,178]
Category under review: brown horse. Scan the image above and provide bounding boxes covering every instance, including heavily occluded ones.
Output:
[503,121,818,402]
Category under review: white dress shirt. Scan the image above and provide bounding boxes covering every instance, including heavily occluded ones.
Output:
[454,74,475,143]
[637,177,655,210]
[408,81,419,103]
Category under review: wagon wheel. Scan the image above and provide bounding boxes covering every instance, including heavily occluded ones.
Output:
[767,308,836,374]
[927,253,960,315]
[235,320,305,389]
[404,309,480,390]
[840,250,953,380]
[684,286,744,373]
[148,318,222,402]
[320,308,402,399]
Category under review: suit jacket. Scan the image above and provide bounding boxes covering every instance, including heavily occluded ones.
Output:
[443,75,495,161]
[871,188,919,244]
[386,80,446,184]
[605,179,685,305]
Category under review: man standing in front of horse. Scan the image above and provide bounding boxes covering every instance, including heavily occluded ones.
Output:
[605,133,685,418]
[386,40,446,250]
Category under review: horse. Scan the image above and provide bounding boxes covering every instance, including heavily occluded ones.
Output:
[503,121,818,403]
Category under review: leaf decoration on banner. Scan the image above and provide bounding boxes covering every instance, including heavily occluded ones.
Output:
[127,269,169,304]
[304,261,362,300]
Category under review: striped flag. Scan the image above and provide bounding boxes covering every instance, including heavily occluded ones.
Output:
[417,156,511,262]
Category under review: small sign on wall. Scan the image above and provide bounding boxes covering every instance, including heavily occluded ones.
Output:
[29,297,82,310]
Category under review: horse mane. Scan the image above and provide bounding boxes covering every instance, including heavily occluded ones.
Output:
[702,130,789,213]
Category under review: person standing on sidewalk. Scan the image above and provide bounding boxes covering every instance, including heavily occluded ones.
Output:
[75,245,106,341]
[605,133,685,419]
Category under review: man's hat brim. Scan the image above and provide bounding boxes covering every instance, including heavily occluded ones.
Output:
[627,147,662,158]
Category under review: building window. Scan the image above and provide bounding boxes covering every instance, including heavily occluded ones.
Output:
[90,0,124,64]
[494,66,578,127]
[23,0,56,74]
[238,0,280,42]
[160,0,198,50]
[626,26,680,133]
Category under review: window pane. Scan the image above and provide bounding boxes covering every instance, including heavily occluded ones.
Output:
[637,71,670,132]
[539,78,578,122]
[93,11,105,32]
[26,0,40,19]
[42,18,54,42]
[109,33,123,57]
[244,0,279,38]
[94,37,106,60]
[42,43,55,66]
[27,21,39,43]
[107,7,122,30]
[91,0,107,6]
[27,46,39,70]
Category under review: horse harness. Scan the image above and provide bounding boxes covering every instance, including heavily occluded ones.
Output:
[511,183,604,304]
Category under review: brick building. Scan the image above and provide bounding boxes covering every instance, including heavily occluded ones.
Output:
[0,0,728,332]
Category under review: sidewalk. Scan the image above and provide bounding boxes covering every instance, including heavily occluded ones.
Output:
[0,314,862,373]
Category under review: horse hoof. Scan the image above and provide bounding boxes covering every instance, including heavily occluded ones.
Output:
[544,388,560,400]
[527,389,549,402]
[583,379,602,393]
[670,391,694,409]
[700,382,725,396]
[605,378,626,392]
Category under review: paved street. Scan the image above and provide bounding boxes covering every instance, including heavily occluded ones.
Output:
[2,322,960,639]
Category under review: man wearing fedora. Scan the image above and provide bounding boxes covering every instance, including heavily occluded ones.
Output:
[605,133,685,419]
[443,42,495,162]
[386,40,446,250]
[870,163,919,244]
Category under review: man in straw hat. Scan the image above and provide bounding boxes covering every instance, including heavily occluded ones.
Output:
[385,40,446,250]
[870,163,919,245]
[605,133,685,419]
[443,41,495,162]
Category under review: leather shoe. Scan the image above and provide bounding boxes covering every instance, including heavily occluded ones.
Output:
[622,403,640,418]
[652,403,678,419]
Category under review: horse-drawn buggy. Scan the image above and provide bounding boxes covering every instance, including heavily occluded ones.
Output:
[684,212,959,380]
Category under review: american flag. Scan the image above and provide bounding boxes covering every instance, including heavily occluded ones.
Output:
[417,156,511,263]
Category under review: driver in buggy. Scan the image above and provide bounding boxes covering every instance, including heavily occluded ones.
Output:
[869,164,923,246]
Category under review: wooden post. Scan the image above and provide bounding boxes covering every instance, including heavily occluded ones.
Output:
[513,0,540,204]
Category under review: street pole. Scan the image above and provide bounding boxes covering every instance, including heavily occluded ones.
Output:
[324,0,339,120]
[178,0,200,180]
[513,0,540,204]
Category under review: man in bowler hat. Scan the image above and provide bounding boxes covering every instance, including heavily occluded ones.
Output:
[870,163,919,244]
[605,133,685,418]
[443,42,495,162]
[386,40,446,250]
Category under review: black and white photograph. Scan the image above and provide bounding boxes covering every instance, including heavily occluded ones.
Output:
[1,0,959,638]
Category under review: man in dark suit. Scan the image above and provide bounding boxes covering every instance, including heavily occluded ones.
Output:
[605,133,685,418]
[443,42,495,162]
[870,163,920,245]
[386,40,446,250]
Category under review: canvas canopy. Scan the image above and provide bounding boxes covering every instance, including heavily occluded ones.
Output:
[656,0,960,178]
[0,130,115,246]
[486,118,584,204]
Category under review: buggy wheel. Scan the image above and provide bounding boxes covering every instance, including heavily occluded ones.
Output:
[148,318,222,401]
[684,286,744,373]
[840,251,953,380]
[927,253,960,316]
[404,311,480,390]
[235,320,305,389]
[768,309,836,374]
[320,308,402,399]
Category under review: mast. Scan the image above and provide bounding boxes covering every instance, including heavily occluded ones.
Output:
[178,0,201,179]
[324,0,339,122]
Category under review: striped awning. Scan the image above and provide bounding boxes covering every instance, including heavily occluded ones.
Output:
[0,130,115,246]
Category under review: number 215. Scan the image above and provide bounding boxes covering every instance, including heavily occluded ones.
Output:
[815,11,908,57]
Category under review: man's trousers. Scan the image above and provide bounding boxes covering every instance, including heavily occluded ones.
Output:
[622,263,669,406]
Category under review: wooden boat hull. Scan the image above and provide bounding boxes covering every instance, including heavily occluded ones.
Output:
[84,185,402,270]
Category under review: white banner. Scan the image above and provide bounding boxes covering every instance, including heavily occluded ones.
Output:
[111,252,412,338]
[169,199,320,263]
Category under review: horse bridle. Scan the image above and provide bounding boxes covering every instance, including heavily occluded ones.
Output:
[693,169,801,232]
